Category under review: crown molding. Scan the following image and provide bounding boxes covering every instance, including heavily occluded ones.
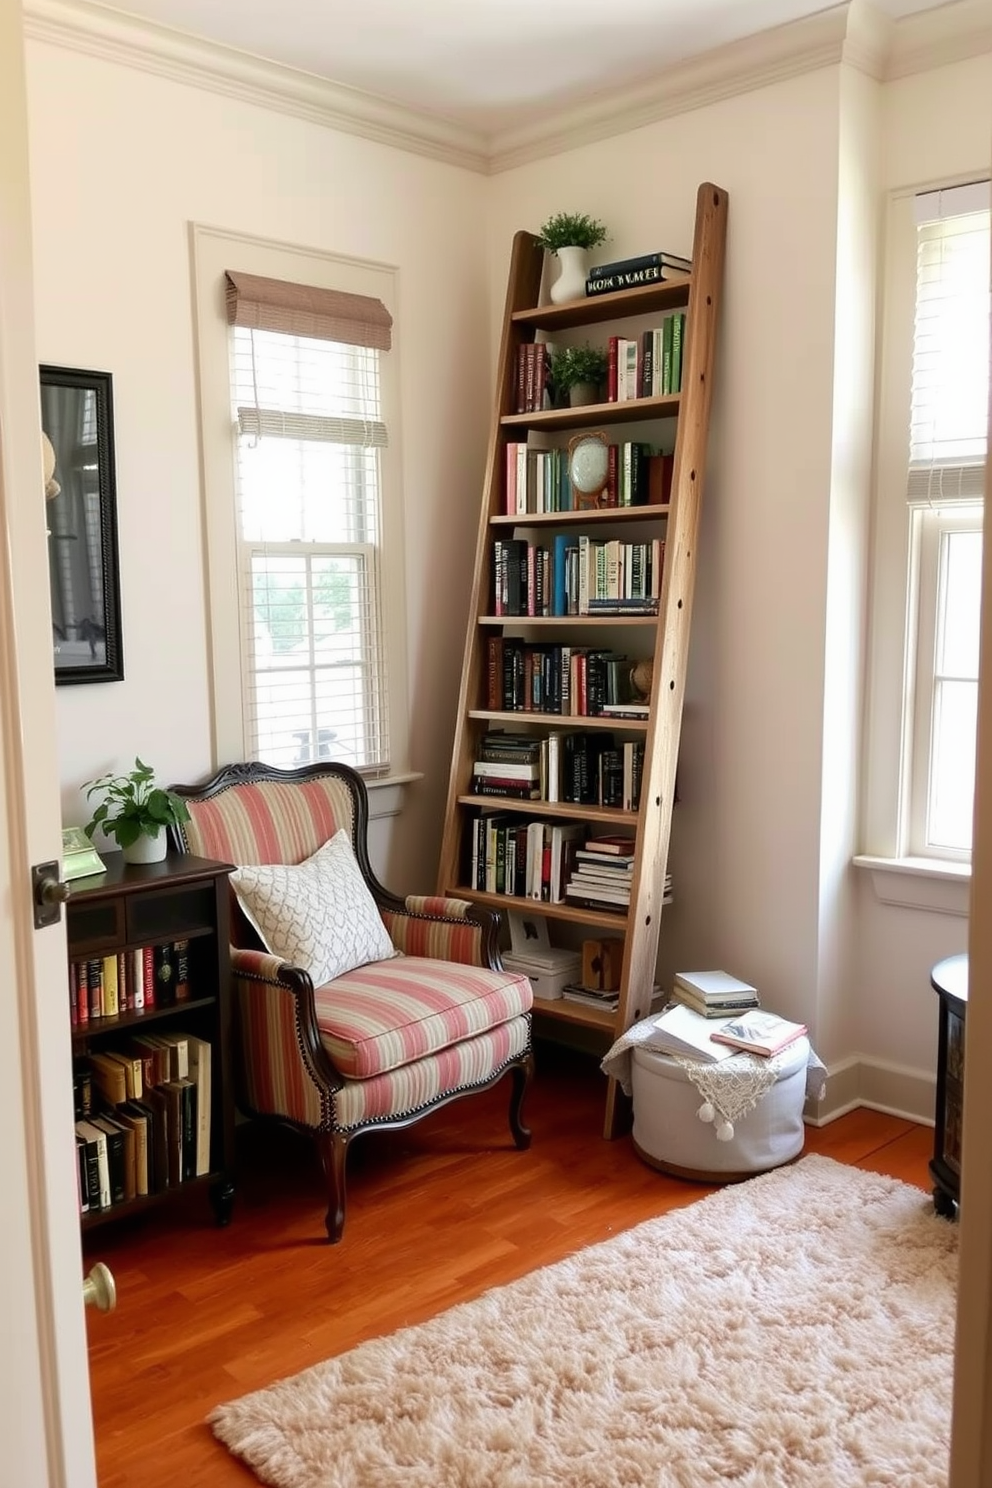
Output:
[886,0,992,80]
[21,0,491,174]
[488,5,857,174]
[21,0,992,178]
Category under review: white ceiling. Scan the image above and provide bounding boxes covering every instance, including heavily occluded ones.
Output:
[83,0,959,134]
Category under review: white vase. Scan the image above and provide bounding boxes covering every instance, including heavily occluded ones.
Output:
[122,827,168,865]
[549,245,590,305]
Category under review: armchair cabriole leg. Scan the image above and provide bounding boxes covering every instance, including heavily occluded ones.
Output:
[318,1130,350,1243]
[509,1055,534,1150]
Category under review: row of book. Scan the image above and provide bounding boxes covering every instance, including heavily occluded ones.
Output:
[493,536,663,618]
[73,1028,211,1212]
[485,639,640,716]
[504,442,673,516]
[69,939,192,1026]
[608,316,687,402]
[470,733,645,809]
[467,819,663,906]
[584,250,691,297]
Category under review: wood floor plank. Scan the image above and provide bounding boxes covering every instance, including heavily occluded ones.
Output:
[84,1043,938,1488]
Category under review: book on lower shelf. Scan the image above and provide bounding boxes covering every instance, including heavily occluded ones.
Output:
[709,1012,808,1058]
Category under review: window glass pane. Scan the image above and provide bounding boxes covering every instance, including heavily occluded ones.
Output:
[937,529,982,679]
[911,212,991,466]
[238,438,379,545]
[928,678,977,852]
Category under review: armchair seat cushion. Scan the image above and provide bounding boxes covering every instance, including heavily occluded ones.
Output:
[315,958,533,1080]
[334,1016,532,1130]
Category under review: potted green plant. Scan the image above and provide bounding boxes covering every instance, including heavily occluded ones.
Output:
[82,756,190,864]
[537,212,609,306]
[550,343,609,407]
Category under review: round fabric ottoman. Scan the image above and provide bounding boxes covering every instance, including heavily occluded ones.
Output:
[631,1036,810,1183]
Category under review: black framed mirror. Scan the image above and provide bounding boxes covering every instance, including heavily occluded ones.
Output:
[40,365,124,684]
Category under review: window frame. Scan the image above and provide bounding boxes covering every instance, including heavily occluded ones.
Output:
[860,180,989,873]
[191,226,412,784]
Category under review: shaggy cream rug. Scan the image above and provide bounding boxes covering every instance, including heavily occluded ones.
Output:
[209,1155,957,1488]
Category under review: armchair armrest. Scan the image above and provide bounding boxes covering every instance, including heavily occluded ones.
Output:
[379,898,502,969]
[229,947,343,1128]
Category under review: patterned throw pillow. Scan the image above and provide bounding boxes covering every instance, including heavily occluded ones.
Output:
[230,830,396,986]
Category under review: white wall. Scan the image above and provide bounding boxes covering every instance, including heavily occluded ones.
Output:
[25,39,491,893]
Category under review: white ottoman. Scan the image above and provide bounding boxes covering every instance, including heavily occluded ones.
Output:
[631,1036,810,1182]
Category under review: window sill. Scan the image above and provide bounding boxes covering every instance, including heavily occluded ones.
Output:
[853,854,970,917]
[365,770,424,821]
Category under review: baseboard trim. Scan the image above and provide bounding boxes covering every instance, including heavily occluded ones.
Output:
[804,1053,935,1128]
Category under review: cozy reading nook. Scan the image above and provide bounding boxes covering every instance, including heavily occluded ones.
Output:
[3,0,990,1481]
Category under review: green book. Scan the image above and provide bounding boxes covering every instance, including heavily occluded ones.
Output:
[661,314,675,395]
[671,312,685,393]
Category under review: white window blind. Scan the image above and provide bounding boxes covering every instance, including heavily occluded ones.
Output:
[226,271,393,773]
[908,181,990,506]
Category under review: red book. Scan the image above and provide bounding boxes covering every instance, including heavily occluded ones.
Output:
[143,945,155,1009]
[607,335,619,402]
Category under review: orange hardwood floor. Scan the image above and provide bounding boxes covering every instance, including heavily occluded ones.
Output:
[83,1041,936,1488]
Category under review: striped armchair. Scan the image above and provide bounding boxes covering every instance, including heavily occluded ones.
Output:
[170,761,534,1242]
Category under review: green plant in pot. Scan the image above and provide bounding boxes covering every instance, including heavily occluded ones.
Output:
[82,756,190,865]
[550,343,609,407]
[538,212,609,306]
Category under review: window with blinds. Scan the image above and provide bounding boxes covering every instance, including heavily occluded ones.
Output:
[226,271,393,773]
[907,182,990,858]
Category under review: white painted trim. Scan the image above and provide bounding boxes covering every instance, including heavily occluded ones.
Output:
[806,1051,936,1126]
[22,0,490,173]
[489,6,856,173]
[853,853,971,915]
[21,0,992,177]
[886,0,992,81]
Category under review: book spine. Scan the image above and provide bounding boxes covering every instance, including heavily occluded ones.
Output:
[143,945,155,1009]
[131,947,145,1011]
[174,939,190,1001]
[586,264,665,295]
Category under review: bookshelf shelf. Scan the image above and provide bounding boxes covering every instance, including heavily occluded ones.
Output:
[67,851,236,1232]
[438,183,728,1136]
[501,394,679,433]
[469,710,649,733]
[490,504,670,527]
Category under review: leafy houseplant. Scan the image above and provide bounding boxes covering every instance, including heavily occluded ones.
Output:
[537,212,609,254]
[83,757,190,862]
[550,343,609,406]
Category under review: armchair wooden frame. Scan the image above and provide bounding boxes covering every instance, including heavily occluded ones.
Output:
[171,760,533,1241]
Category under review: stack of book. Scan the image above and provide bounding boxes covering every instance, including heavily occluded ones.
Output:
[565,836,672,912]
[562,981,664,1014]
[471,731,543,801]
[670,969,760,1019]
[585,250,691,297]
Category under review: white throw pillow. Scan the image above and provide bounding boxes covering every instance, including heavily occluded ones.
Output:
[230,830,396,986]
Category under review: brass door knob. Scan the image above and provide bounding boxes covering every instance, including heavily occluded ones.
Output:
[82,1262,116,1313]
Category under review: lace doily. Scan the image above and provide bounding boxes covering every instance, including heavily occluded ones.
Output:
[671,1051,784,1140]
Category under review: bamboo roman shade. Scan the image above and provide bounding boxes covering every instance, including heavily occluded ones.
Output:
[907,180,990,508]
[225,271,392,351]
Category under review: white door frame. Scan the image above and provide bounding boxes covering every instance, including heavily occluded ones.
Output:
[0,4,97,1484]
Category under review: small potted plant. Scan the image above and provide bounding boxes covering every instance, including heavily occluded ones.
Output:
[82,756,190,864]
[550,343,609,407]
[537,211,609,305]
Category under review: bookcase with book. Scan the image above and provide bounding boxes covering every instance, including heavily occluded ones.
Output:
[436,182,728,1136]
[66,850,236,1230]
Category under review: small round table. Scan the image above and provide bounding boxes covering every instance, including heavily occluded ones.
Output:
[929,953,967,1219]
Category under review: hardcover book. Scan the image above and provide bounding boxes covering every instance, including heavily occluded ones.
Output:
[709,1012,808,1058]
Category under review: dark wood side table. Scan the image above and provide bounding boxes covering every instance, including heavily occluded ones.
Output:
[930,952,967,1219]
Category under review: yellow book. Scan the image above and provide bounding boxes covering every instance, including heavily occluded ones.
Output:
[101,953,119,1017]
